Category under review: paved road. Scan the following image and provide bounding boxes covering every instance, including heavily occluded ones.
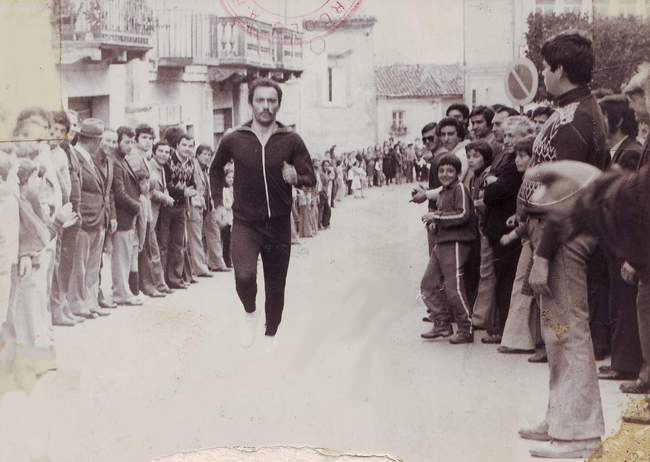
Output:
[0,183,628,462]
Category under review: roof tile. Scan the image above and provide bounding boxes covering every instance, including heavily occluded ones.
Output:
[375,64,464,98]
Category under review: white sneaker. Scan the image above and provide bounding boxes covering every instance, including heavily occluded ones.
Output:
[240,312,259,349]
[263,334,279,354]
[529,438,601,458]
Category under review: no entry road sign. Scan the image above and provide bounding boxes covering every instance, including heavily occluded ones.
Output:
[504,58,539,107]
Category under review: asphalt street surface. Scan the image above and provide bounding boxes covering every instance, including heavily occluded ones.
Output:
[0,183,629,462]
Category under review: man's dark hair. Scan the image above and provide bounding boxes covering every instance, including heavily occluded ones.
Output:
[135,123,155,142]
[153,140,169,154]
[248,77,283,105]
[492,104,519,117]
[599,95,638,138]
[466,140,494,166]
[541,31,594,85]
[195,143,212,157]
[162,126,187,149]
[436,116,466,140]
[51,111,71,133]
[445,103,470,121]
[116,126,135,145]
[421,122,437,135]
[469,105,495,127]
[515,135,536,157]
[532,105,555,119]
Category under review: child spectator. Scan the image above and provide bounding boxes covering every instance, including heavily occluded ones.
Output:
[500,136,535,246]
[465,141,497,333]
[419,153,477,344]
[220,168,234,268]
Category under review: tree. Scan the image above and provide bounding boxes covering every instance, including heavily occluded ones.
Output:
[525,12,650,100]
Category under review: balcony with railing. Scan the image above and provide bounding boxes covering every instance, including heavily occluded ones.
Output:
[59,0,154,55]
[155,9,303,78]
[272,26,303,72]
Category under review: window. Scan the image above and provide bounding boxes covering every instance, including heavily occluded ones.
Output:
[535,0,555,14]
[392,110,405,129]
[213,108,233,141]
[325,54,348,106]
[327,67,333,103]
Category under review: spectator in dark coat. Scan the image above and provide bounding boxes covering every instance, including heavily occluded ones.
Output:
[111,126,143,305]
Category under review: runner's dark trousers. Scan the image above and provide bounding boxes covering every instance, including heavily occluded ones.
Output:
[231,216,291,336]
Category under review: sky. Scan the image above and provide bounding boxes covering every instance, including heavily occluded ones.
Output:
[221,0,466,66]
[362,0,464,65]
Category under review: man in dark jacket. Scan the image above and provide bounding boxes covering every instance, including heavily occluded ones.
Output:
[480,116,529,343]
[517,32,609,458]
[210,78,315,348]
[596,95,644,382]
[111,126,143,306]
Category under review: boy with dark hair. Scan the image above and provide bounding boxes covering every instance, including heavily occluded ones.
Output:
[419,153,476,344]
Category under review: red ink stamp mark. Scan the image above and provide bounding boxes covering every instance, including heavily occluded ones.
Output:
[220,0,363,53]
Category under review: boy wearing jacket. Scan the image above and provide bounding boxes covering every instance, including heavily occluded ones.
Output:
[420,153,477,344]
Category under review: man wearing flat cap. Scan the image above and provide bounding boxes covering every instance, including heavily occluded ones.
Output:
[68,118,114,318]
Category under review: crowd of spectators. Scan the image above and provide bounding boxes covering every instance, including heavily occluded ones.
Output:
[408,32,650,457]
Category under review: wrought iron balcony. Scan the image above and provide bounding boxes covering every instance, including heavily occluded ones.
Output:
[155,10,303,78]
[272,26,303,73]
[60,0,153,55]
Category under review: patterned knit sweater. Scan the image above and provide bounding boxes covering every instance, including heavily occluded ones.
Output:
[519,85,609,259]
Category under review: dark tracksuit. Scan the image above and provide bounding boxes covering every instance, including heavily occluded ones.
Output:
[420,179,477,334]
[210,121,316,336]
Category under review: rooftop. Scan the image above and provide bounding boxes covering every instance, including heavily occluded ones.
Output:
[375,64,464,98]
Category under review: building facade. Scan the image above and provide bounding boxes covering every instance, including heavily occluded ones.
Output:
[295,16,378,157]
[376,64,464,143]
[59,0,303,146]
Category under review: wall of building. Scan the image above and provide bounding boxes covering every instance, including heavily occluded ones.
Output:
[376,97,463,143]
[62,63,129,129]
[463,0,535,107]
[150,65,214,144]
[297,24,378,157]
